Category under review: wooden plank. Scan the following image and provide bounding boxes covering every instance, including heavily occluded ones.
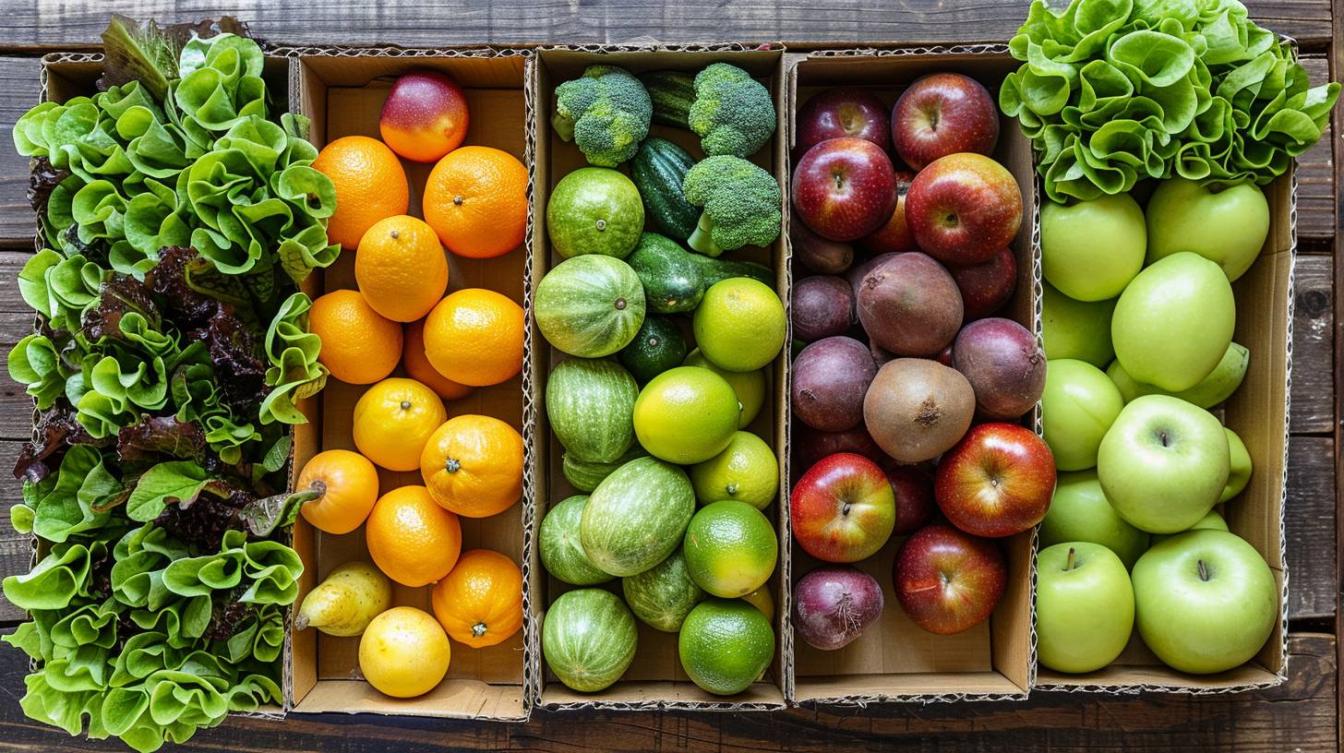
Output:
[0,57,40,249]
[1329,4,1344,744]
[1298,57,1335,242]
[1293,254,1334,434]
[0,1,1332,53]
[1286,437,1336,620]
[0,630,1330,752]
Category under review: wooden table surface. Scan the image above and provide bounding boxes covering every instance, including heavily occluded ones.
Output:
[0,2,1340,750]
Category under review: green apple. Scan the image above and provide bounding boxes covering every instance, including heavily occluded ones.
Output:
[1106,342,1249,408]
[1152,509,1229,545]
[1042,283,1115,367]
[1041,194,1146,301]
[1146,178,1271,282]
[1222,427,1252,502]
[1097,395,1230,533]
[1040,470,1150,569]
[1132,529,1278,674]
[1112,252,1236,392]
[1041,359,1124,471]
[1036,542,1135,673]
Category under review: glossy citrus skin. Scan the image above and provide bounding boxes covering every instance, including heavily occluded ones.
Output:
[423,145,528,259]
[431,549,524,648]
[312,135,409,249]
[423,289,525,387]
[296,449,381,534]
[309,290,403,385]
[379,70,469,163]
[359,606,451,698]
[402,319,472,401]
[365,486,462,587]
[420,415,525,518]
[353,378,448,471]
[355,215,449,323]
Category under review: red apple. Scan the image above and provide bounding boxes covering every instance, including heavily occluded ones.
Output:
[791,452,897,563]
[858,170,918,254]
[893,524,1006,635]
[883,461,935,535]
[797,88,891,152]
[792,426,885,474]
[792,137,898,242]
[951,246,1017,320]
[890,72,999,171]
[905,153,1022,266]
[935,423,1056,538]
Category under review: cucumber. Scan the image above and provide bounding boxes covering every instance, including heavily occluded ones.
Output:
[639,71,695,128]
[627,232,773,315]
[632,137,698,242]
[618,316,688,383]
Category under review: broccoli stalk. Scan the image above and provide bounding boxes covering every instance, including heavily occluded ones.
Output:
[681,155,782,257]
[643,63,777,158]
[552,65,652,167]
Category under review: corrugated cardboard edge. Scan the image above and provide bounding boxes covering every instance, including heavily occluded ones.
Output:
[781,43,1039,707]
[267,43,538,722]
[530,42,790,713]
[1029,39,1301,697]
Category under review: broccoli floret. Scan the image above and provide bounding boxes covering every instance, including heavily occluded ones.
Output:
[552,65,652,167]
[681,155,782,257]
[687,63,776,158]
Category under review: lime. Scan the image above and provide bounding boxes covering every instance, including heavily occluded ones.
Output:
[546,167,645,259]
[683,349,766,428]
[682,500,777,598]
[678,599,775,695]
[633,366,739,464]
[741,584,775,621]
[689,431,779,509]
[692,278,786,372]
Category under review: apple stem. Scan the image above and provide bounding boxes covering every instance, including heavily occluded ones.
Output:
[1065,547,1077,572]
[1198,559,1211,582]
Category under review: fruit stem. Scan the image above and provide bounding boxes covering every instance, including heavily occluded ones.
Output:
[688,212,722,257]
[294,613,310,631]
[308,479,328,498]
[1198,559,1211,582]
[444,457,461,473]
[1065,546,1077,572]
[472,621,488,638]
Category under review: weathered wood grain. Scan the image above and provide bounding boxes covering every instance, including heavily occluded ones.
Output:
[0,57,41,250]
[1299,57,1335,242]
[1294,255,1334,434]
[1287,437,1336,620]
[0,0,1331,51]
[0,630,1330,753]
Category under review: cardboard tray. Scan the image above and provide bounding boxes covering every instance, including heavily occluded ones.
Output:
[282,46,537,721]
[527,44,792,711]
[782,45,1039,706]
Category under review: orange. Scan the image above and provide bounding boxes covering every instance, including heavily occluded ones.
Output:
[423,289,524,387]
[309,290,403,385]
[353,378,448,471]
[431,549,523,648]
[423,146,527,259]
[295,449,380,534]
[366,486,462,587]
[420,415,524,518]
[355,215,450,323]
[312,135,410,250]
[403,320,472,401]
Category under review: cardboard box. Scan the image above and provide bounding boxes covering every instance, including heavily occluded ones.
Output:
[782,46,1039,705]
[527,44,791,711]
[1033,170,1294,694]
[284,46,536,721]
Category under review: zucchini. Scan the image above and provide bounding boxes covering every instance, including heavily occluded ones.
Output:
[632,137,699,242]
[640,71,695,128]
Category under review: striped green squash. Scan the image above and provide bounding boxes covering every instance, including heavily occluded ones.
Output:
[622,549,705,632]
[580,456,694,577]
[542,588,637,693]
[536,255,646,357]
[546,358,637,463]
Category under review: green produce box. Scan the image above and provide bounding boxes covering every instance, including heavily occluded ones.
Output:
[782,46,1039,706]
[284,46,536,721]
[528,44,791,711]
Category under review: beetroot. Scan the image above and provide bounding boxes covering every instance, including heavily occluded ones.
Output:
[884,462,936,535]
[793,426,884,473]
[863,358,976,463]
[857,252,964,356]
[952,246,1017,320]
[792,337,877,432]
[792,214,854,274]
[793,566,885,651]
[792,276,855,342]
[951,317,1045,420]
[845,251,896,300]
